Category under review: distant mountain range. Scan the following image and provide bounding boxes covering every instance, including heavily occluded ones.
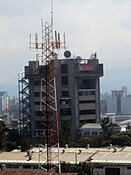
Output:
[0,67,131,96]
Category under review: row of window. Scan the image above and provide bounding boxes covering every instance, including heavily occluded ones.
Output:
[5,164,38,169]
[35,111,53,116]
[79,100,95,104]
[34,87,68,99]
[60,109,96,116]
[34,109,72,116]
[34,76,69,86]
[78,79,95,89]
[34,92,46,97]
[79,91,95,96]
[79,131,103,136]
[34,92,54,97]
[59,99,95,105]
[79,110,96,115]
[34,80,47,86]
[60,99,71,105]
[34,109,95,116]
[60,108,71,115]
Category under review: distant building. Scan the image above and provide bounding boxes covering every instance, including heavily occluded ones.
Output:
[0,91,9,111]
[121,97,131,114]
[122,86,128,97]
[79,123,103,137]
[106,88,131,114]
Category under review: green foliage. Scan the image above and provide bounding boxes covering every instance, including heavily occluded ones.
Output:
[100,117,113,139]
[61,161,94,175]
[60,120,72,146]
[2,141,17,151]
[109,132,131,147]
[89,135,105,148]
[77,129,131,148]
[0,121,21,151]
[78,137,91,147]
[126,123,131,131]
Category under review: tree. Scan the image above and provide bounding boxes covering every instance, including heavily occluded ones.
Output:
[100,117,113,139]
[126,123,131,132]
[0,121,8,150]
[0,121,21,151]
[59,120,71,146]
[109,133,131,147]
[61,161,95,175]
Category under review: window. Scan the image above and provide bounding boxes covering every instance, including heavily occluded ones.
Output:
[35,101,40,105]
[79,91,95,96]
[61,76,68,85]
[12,165,19,168]
[33,166,38,169]
[60,108,71,115]
[35,101,45,105]
[34,92,46,97]
[34,80,41,86]
[35,92,40,97]
[79,110,96,115]
[60,99,71,105]
[61,64,68,73]
[62,91,68,97]
[79,91,82,96]
[79,100,95,104]
[105,168,120,175]
[86,132,90,135]
[85,91,95,95]
[84,131,90,135]
[82,79,88,84]
[92,131,98,135]
[6,165,12,168]
[23,165,32,169]
[35,111,43,116]
[96,166,103,169]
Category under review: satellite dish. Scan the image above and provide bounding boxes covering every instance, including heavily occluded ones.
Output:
[64,50,71,58]
[76,56,82,60]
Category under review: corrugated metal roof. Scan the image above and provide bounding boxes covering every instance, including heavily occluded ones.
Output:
[80,123,101,129]
[0,146,131,165]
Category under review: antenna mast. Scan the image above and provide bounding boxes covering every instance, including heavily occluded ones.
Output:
[29,0,64,173]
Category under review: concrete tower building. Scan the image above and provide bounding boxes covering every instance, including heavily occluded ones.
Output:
[19,53,103,142]
[56,55,103,140]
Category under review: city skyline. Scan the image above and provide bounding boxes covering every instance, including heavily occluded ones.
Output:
[0,0,131,93]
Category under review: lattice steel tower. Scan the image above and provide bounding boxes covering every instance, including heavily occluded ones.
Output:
[29,2,64,172]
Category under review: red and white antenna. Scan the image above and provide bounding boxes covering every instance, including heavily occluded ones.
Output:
[29,0,66,172]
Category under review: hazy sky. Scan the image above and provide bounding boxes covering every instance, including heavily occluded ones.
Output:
[0,0,131,87]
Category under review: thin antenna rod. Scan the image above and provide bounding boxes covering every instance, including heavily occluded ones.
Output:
[51,0,53,28]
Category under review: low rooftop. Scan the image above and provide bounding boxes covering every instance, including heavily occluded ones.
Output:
[0,146,128,165]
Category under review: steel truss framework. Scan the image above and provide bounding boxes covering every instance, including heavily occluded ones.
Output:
[18,73,31,142]
[28,17,61,172]
[38,20,60,173]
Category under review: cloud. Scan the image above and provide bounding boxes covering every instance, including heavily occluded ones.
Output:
[0,0,131,92]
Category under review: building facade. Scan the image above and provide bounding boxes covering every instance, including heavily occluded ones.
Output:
[19,54,103,143]
[0,91,9,112]
[56,57,103,140]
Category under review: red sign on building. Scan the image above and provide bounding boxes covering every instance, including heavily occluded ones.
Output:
[79,64,95,71]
